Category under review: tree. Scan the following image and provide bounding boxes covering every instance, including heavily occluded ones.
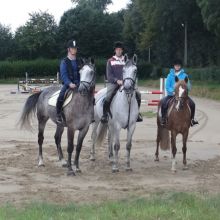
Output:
[71,0,112,11]
[123,0,220,66]
[14,11,58,59]
[58,4,123,57]
[0,24,14,60]
[197,0,220,38]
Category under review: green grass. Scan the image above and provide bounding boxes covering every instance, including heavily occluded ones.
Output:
[141,110,157,118]
[190,81,220,101]
[1,192,220,220]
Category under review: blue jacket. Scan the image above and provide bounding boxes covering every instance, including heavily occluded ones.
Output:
[166,68,191,96]
[60,58,80,87]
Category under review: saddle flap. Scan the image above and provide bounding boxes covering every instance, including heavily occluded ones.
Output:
[48,90,73,107]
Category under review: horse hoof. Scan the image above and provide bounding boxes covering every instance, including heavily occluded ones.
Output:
[125,167,133,172]
[112,168,119,173]
[61,160,68,167]
[67,170,76,176]
[38,161,45,167]
[76,168,82,173]
[90,156,95,161]
[171,169,177,174]
[182,166,188,170]
[154,157,159,162]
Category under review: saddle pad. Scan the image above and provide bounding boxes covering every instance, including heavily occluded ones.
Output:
[48,90,73,107]
[95,87,107,104]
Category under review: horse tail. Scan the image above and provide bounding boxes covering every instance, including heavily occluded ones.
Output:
[158,126,170,150]
[17,92,42,130]
[96,122,108,148]
[157,102,170,150]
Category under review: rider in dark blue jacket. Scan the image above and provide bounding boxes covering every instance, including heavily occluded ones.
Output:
[56,40,82,124]
[161,59,198,127]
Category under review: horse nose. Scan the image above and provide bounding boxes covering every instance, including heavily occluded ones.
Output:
[124,80,131,90]
[78,84,85,94]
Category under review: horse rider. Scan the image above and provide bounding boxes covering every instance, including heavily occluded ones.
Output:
[101,41,143,123]
[56,39,82,124]
[161,59,199,127]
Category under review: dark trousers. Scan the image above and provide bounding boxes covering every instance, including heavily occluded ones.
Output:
[56,85,69,114]
[161,95,195,120]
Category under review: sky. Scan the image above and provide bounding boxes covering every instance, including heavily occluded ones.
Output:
[0,0,130,32]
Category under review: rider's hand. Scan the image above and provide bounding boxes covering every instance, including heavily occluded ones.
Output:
[69,83,76,89]
[116,80,123,86]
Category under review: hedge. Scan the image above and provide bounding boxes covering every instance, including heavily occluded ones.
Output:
[0,59,219,81]
[0,58,154,80]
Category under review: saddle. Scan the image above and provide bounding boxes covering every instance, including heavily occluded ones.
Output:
[48,90,73,107]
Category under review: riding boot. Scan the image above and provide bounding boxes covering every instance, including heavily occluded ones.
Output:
[101,100,110,123]
[56,100,64,124]
[188,98,199,127]
[136,92,143,122]
[91,97,95,123]
[161,103,167,127]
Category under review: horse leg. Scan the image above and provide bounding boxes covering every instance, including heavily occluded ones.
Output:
[38,118,48,167]
[155,126,160,162]
[126,124,136,171]
[108,129,114,162]
[54,125,67,167]
[171,131,177,173]
[74,126,89,173]
[182,130,189,170]
[67,127,75,176]
[112,127,120,173]
[90,121,99,161]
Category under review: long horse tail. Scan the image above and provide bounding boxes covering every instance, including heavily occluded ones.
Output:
[158,125,170,150]
[96,122,108,148]
[17,92,42,130]
[157,102,170,150]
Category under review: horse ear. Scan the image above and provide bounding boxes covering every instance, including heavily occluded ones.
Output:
[184,76,188,83]
[81,58,86,64]
[89,57,95,65]
[133,54,137,65]
[124,53,128,63]
[175,76,179,82]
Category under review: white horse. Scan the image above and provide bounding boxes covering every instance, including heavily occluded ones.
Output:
[90,55,139,172]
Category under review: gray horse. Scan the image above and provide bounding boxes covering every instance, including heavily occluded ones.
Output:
[18,58,95,176]
[90,55,139,172]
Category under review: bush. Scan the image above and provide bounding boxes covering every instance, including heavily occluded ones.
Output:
[0,59,59,79]
[186,67,220,82]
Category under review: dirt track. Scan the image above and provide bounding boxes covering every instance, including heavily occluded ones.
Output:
[0,84,220,205]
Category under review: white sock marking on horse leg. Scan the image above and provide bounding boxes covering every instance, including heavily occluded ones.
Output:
[171,158,176,171]
[38,156,44,167]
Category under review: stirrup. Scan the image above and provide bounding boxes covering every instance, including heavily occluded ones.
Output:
[101,115,108,123]
[191,119,199,127]
[136,113,143,122]
[56,115,63,124]
[161,117,166,126]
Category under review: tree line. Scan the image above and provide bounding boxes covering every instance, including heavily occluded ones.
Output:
[0,0,219,67]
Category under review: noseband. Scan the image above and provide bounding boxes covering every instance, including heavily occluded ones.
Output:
[80,64,95,94]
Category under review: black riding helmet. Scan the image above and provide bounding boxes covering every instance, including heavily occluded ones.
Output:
[113,41,124,50]
[173,59,183,66]
[66,39,78,49]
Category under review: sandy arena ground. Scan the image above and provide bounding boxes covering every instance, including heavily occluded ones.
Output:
[0,84,220,205]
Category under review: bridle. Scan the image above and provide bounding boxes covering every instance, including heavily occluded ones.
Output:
[79,64,96,94]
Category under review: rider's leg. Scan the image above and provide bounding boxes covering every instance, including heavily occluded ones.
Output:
[101,84,118,123]
[56,85,68,124]
[135,91,143,122]
[161,95,173,126]
[188,97,199,126]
